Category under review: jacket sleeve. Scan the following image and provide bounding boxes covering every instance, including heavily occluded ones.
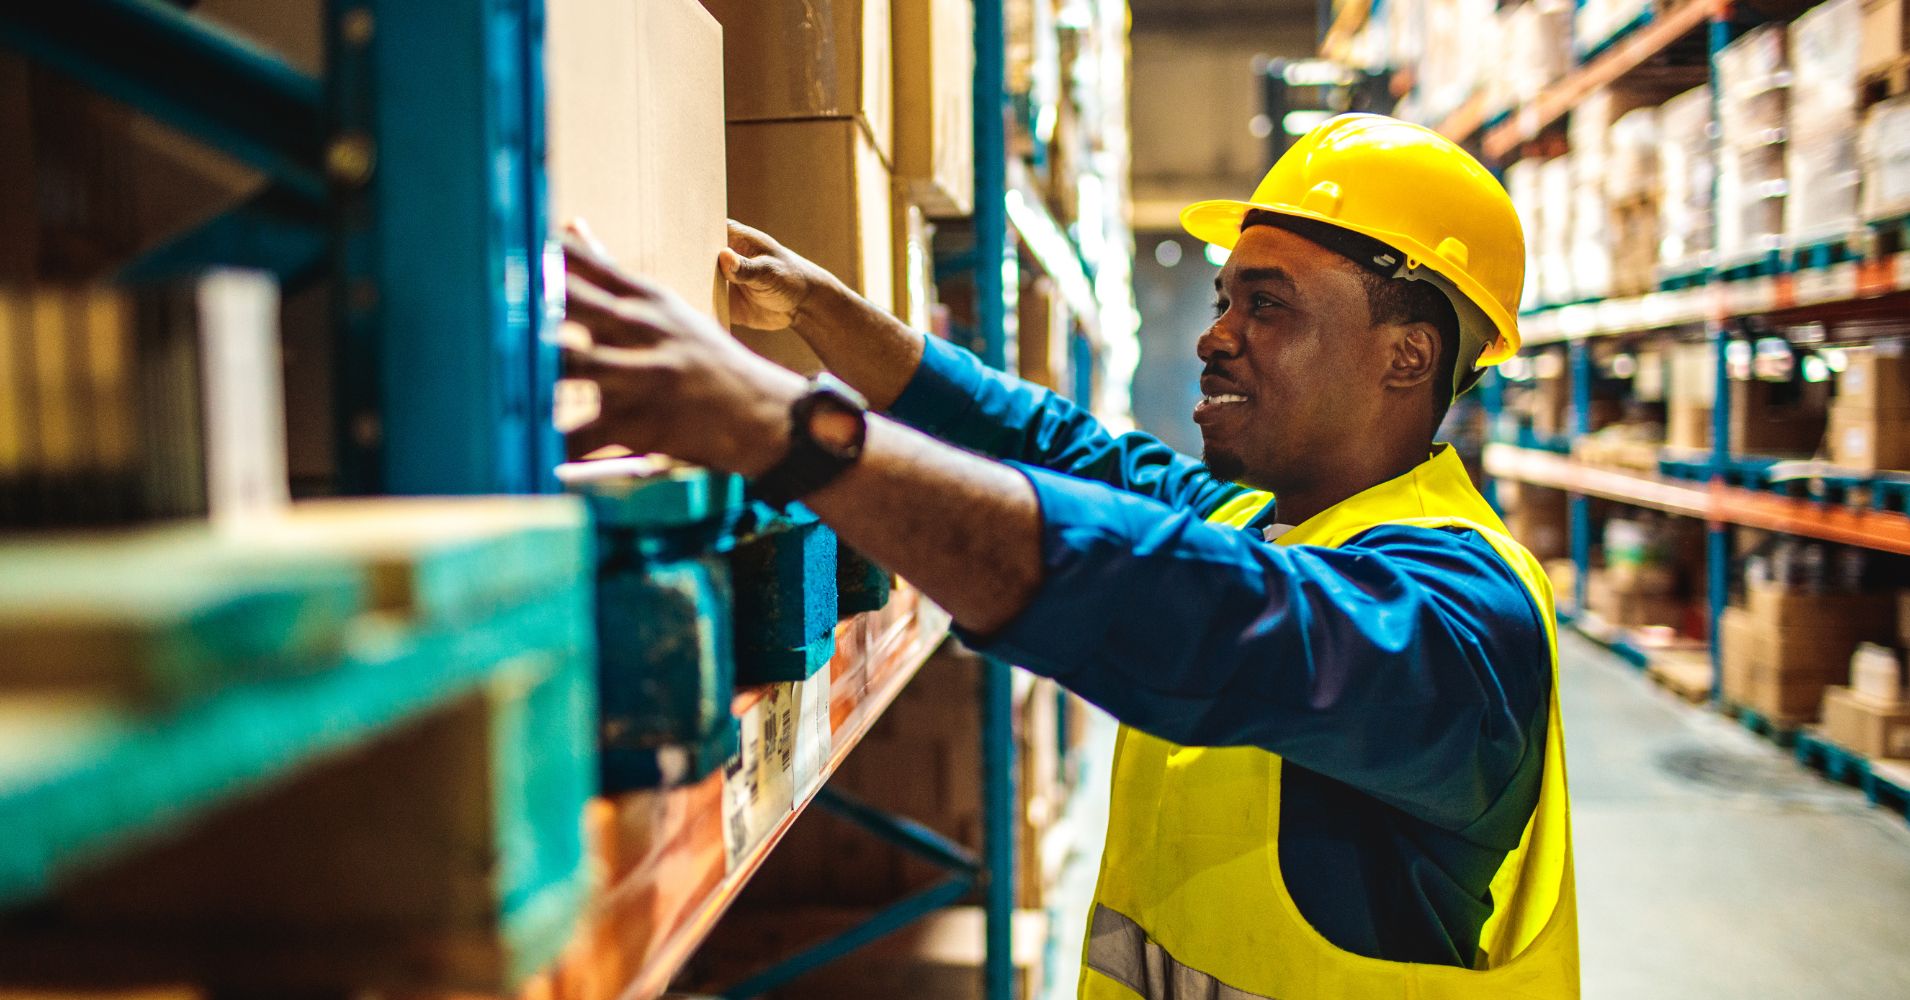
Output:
[969,465,1552,832]
[887,334,1245,515]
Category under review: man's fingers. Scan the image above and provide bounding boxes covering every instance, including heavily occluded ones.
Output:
[726,219,777,256]
[566,218,612,259]
[564,275,668,347]
[719,247,781,288]
[563,231,656,301]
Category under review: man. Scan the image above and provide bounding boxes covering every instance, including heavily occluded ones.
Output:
[562,114,1577,998]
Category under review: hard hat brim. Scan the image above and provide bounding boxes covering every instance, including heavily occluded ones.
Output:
[1179,198,1520,365]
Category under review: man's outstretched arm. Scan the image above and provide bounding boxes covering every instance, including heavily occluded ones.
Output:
[723,221,1243,515]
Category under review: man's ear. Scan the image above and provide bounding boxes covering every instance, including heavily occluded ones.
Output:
[1381,321,1441,391]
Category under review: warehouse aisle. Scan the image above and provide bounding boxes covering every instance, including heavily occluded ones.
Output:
[1039,631,1910,999]
[1565,628,1910,999]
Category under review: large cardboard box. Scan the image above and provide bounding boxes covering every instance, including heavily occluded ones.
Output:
[1823,686,1910,759]
[1730,378,1828,457]
[1826,404,1910,471]
[1836,343,1910,416]
[1860,0,1909,78]
[1726,585,1898,718]
[1017,274,1071,392]
[1586,568,1685,629]
[1500,481,1570,562]
[893,0,975,216]
[700,0,894,161]
[727,119,895,374]
[1745,578,1896,634]
[547,0,728,324]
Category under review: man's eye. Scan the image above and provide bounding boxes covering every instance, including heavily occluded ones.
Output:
[1252,293,1281,311]
[1211,298,1228,317]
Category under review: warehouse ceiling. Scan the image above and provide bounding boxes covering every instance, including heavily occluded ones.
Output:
[1128,0,1319,231]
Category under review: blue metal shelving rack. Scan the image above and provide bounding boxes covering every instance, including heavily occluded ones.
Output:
[0,0,561,498]
[1,1,1031,995]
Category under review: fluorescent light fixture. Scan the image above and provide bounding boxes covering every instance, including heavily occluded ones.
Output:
[1283,110,1335,136]
[1204,244,1231,267]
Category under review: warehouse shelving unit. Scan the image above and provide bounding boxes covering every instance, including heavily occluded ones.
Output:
[0,1,1091,998]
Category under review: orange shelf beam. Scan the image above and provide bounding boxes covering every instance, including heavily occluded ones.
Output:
[1481,0,1721,161]
[513,585,952,1000]
[1484,444,1910,557]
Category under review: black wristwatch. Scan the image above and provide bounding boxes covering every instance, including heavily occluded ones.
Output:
[749,374,870,509]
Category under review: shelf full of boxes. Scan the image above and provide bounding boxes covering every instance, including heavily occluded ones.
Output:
[1327,0,1910,821]
[0,2,1136,1000]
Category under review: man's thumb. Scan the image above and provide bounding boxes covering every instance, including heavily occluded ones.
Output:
[720,248,776,287]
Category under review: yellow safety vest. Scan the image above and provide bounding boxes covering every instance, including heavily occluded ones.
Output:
[1079,445,1578,999]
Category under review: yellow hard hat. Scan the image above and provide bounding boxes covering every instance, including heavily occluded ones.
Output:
[1180,113,1525,374]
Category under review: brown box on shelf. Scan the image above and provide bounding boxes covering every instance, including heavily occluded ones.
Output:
[1822,686,1910,759]
[892,0,974,216]
[1729,379,1829,457]
[547,0,728,324]
[1862,95,1910,221]
[1587,568,1685,629]
[727,119,895,374]
[1860,0,1909,78]
[1017,274,1070,392]
[1500,481,1569,562]
[699,0,893,161]
[1745,578,1897,633]
[1667,399,1713,451]
[1836,344,1910,416]
[1526,375,1570,438]
[1826,404,1910,471]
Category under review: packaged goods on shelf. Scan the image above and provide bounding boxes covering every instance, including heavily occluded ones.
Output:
[1605,107,1662,203]
[1717,141,1789,263]
[1504,159,1545,312]
[1825,407,1910,469]
[1657,86,1716,276]
[1499,481,1570,561]
[1506,0,1575,108]
[1730,377,1829,456]
[1538,156,1577,304]
[1,273,286,530]
[1587,567,1686,629]
[1006,0,1061,150]
[1575,0,1653,57]
[727,119,895,374]
[893,0,975,217]
[1860,95,1910,222]
[700,0,893,161]
[1822,686,1910,758]
[1790,0,1864,127]
[1784,131,1863,247]
[1859,0,1910,77]
[1570,164,1614,301]
[1850,642,1905,704]
[1715,23,1790,146]
[1834,343,1910,414]
[1722,577,1899,719]
[1825,345,1910,469]
[547,0,727,323]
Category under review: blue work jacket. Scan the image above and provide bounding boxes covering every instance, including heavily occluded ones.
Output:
[887,335,1552,968]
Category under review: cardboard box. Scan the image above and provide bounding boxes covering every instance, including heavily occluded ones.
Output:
[1860,0,1909,78]
[1823,686,1910,759]
[892,0,974,216]
[1861,94,1910,221]
[1500,481,1569,562]
[1730,378,1828,457]
[1850,642,1904,704]
[727,119,895,374]
[700,0,893,161]
[1017,274,1070,392]
[1722,601,1894,720]
[1587,569,1685,629]
[1826,404,1910,471]
[1836,343,1910,416]
[1745,578,1897,634]
[547,0,728,324]
[1668,400,1713,451]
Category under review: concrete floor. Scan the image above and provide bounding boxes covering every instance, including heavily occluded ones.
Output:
[1040,630,1910,998]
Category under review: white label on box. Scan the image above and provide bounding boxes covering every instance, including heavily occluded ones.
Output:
[720,684,800,869]
[793,666,833,800]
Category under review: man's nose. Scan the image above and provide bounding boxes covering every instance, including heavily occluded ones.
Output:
[1197,318,1241,363]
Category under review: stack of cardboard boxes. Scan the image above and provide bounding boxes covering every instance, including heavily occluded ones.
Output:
[1713,25,1790,266]
[1656,85,1717,280]
[1586,516,1690,630]
[1821,636,1910,760]
[701,0,974,373]
[1827,344,1910,471]
[1785,0,1865,250]
[1859,0,1910,226]
[1723,571,1897,723]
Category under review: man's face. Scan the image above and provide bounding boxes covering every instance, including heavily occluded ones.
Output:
[1196,224,1387,490]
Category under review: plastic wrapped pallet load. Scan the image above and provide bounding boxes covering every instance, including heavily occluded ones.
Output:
[1503,158,1545,313]
[1861,95,1910,222]
[1538,155,1577,305]
[1657,85,1716,279]
[1606,106,1662,296]
[1714,25,1791,262]
[1786,0,1865,246]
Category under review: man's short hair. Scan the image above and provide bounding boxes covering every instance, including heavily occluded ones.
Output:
[1239,209,1466,436]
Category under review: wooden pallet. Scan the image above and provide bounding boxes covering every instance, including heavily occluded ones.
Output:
[1647,651,1714,704]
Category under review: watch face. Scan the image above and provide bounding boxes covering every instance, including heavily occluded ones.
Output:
[805,394,867,457]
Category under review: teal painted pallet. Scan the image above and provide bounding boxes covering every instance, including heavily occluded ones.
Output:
[1788,238,1860,272]
[1795,730,1910,824]
[0,584,595,992]
[1656,267,1713,292]
[1726,702,1802,748]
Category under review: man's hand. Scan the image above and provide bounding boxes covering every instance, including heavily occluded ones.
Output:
[720,220,835,331]
[562,227,806,476]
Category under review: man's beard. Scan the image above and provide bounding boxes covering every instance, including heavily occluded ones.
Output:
[1202,443,1246,484]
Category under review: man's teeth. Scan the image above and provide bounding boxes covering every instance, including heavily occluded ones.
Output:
[1205,394,1248,405]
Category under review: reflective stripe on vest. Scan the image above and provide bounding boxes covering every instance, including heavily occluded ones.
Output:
[1077,445,1579,1000]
